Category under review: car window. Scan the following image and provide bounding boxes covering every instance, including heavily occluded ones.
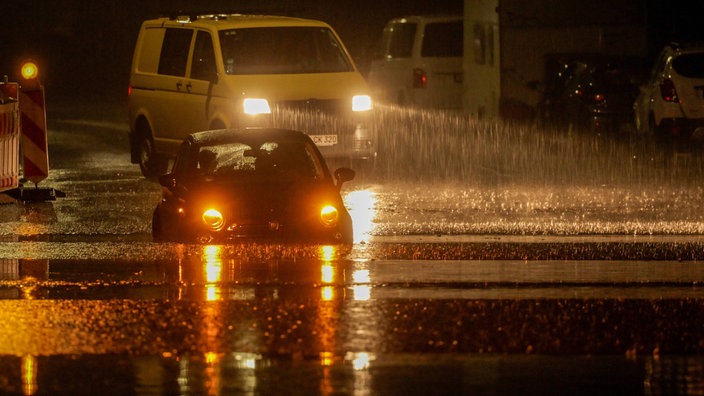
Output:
[377,22,416,59]
[158,28,193,77]
[219,27,353,74]
[672,52,704,78]
[421,21,463,57]
[191,30,217,81]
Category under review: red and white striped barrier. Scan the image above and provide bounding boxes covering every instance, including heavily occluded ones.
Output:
[19,86,49,185]
[0,82,19,193]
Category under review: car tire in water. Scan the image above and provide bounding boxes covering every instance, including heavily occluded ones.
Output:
[151,209,165,242]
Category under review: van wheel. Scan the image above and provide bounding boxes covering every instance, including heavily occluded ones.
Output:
[138,133,166,177]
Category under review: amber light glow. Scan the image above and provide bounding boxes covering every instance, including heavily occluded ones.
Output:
[319,205,339,227]
[20,62,39,80]
[202,208,225,231]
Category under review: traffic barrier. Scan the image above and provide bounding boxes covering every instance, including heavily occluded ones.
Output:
[19,84,49,186]
[0,82,19,193]
[1,62,64,202]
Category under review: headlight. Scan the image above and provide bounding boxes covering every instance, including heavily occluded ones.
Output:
[320,205,339,227]
[352,95,372,112]
[202,208,225,231]
[243,98,271,115]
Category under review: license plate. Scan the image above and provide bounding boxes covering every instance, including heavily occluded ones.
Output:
[310,134,337,146]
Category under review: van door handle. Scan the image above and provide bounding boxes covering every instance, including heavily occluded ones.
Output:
[176,81,183,91]
[186,82,192,93]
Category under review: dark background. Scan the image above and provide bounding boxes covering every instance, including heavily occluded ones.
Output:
[0,0,701,105]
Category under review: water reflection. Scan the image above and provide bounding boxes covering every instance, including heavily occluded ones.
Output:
[203,245,222,301]
[344,188,377,243]
[2,353,702,395]
[21,355,36,396]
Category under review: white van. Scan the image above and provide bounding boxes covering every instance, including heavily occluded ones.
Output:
[128,13,374,176]
[367,15,463,109]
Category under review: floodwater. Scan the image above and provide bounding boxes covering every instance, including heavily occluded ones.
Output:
[0,101,703,394]
[1,251,703,394]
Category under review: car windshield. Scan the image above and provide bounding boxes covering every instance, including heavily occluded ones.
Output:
[194,140,326,182]
[219,27,354,74]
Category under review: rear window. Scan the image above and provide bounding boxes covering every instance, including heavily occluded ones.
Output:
[672,52,704,78]
[421,21,463,58]
[219,27,353,75]
[376,22,417,59]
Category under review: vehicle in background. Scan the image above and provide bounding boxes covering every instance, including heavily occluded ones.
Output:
[634,42,704,149]
[128,13,374,177]
[538,54,647,134]
[463,1,647,121]
[367,15,463,109]
[152,128,355,244]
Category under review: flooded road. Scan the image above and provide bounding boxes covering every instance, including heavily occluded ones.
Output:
[0,103,703,394]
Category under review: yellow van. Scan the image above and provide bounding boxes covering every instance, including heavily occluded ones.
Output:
[128,13,374,176]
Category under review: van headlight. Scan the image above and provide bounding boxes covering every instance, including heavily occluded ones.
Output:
[243,98,271,115]
[352,95,372,112]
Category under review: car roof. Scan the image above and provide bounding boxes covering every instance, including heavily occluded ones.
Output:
[151,14,332,30]
[386,14,463,24]
[186,128,313,147]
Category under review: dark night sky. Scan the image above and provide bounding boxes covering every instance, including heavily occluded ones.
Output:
[0,0,701,104]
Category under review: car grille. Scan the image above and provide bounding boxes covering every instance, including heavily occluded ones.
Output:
[274,99,349,116]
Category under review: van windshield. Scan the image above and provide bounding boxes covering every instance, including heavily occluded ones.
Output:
[219,27,354,74]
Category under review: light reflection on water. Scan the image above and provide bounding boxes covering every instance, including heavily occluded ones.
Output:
[3,353,703,395]
[343,188,377,243]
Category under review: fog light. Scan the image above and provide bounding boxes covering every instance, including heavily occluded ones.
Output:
[202,208,225,231]
[320,205,339,227]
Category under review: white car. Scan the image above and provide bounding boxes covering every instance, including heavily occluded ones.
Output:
[634,42,704,146]
[367,15,463,109]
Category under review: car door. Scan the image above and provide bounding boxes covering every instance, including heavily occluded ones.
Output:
[151,27,195,144]
[176,29,220,134]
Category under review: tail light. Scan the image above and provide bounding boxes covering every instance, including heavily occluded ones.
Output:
[413,68,427,89]
[660,78,680,102]
[575,89,604,103]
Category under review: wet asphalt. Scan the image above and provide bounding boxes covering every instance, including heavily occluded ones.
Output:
[0,104,702,394]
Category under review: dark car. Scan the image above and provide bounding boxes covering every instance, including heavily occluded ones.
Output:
[539,54,647,134]
[152,128,355,244]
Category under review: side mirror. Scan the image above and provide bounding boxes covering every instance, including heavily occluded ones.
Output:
[158,173,177,189]
[334,167,355,189]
